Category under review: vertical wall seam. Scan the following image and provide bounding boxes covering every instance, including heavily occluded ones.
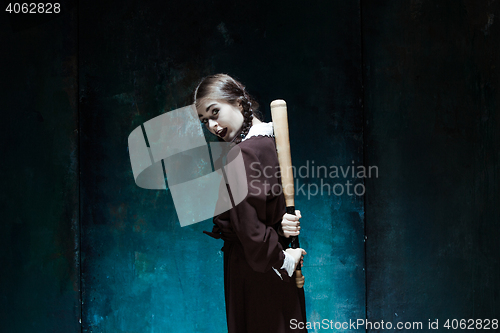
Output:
[359,0,368,331]
[77,0,82,331]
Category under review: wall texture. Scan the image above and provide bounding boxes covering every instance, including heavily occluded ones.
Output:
[79,1,364,332]
[363,0,500,330]
[0,2,80,332]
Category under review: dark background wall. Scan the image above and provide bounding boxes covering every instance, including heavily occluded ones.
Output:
[1,1,498,333]
[0,2,80,332]
[363,0,499,330]
[79,1,364,332]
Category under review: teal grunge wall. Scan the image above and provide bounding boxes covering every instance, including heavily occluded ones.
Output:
[79,0,364,332]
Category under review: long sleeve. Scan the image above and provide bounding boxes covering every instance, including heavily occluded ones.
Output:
[214,136,287,274]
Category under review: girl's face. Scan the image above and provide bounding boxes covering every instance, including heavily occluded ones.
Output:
[197,99,244,142]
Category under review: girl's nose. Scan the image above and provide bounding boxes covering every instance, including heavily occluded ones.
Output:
[208,119,218,131]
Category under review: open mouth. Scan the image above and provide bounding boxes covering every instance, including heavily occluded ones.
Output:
[216,128,228,139]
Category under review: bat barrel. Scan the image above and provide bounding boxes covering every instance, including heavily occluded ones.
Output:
[270,100,295,208]
[271,100,302,274]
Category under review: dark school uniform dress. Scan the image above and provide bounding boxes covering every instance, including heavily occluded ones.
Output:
[204,127,307,333]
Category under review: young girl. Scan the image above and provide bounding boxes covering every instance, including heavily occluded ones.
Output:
[195,74,307,333]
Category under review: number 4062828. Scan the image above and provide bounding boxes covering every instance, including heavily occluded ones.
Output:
[5,3,60,14]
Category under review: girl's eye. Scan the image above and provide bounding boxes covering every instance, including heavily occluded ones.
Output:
[201,118,208,124]
[213,109,219,115]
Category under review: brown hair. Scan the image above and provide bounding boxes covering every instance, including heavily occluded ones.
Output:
[194,74,261,144]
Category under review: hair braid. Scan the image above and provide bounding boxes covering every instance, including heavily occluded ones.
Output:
[233,91,254,144]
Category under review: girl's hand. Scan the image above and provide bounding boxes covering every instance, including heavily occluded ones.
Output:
[285,248,307,270]
[281,210,301,238]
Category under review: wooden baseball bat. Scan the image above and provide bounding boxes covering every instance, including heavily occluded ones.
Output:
[270,99,304,289]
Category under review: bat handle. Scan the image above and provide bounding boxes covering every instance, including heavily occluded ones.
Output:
[286,206,304,289]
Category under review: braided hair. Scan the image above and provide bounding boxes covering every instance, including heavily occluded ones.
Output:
[194,74,262,144]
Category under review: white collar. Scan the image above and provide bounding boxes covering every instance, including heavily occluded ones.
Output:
[242,122,274,141]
